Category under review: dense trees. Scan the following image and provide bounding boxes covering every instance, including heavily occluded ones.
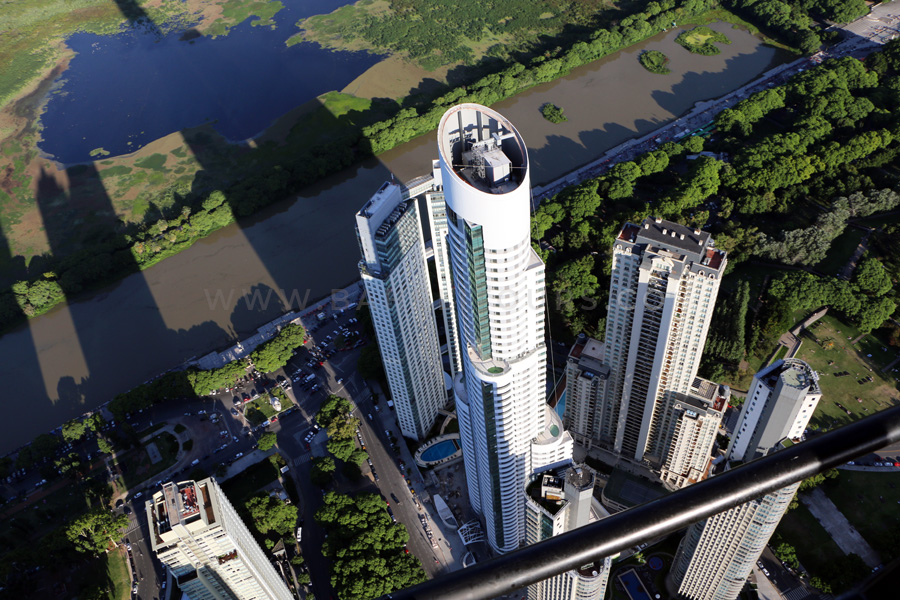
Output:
[245,493,298,538]
[257,432,277,452]
[65,509,128,556]
[316,491,426,600]
[250,323,307,374]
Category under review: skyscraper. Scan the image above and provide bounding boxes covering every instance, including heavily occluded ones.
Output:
[147,478,293,600]
[602,218,727,484]
[727,358,822,463]
[357,181,447,440]
[425,159,463,378]
[435,104,572,553]
[667,359,822,600]
[525,465,612,600]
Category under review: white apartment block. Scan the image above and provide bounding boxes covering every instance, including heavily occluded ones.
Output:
[357,182,447,440]
[656,377,730,488]
[604,218,727,482]
[728,358,822,463]
[562,336,611,449]
[668,359,822,600]
[436,104,572,553]
[668,481,799,600]
[147,478,292,600]
[524,465,612,600]
[425,158,463,378]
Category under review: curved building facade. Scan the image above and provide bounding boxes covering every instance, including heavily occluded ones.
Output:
[437,104,570,553]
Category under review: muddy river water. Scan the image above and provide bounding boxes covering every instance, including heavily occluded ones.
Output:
[1,22,784,452]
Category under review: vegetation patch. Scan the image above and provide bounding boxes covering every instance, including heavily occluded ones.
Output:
[676,26,731,55]
[639,50,670,74]
[220,453,284,504]
[89,147,111,158]
[540,103,568,124]
[134,153,168,171]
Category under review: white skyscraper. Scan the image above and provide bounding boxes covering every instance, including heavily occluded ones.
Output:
[603,218,727,485]
[728,358,822,463]
[425,159,463,378]
[525,465,612,600]
[357,182,447,440]
[436,104,572,553]
[668,359,822,600]
[147,478,293,600]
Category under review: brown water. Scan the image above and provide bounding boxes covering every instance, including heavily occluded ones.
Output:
[0,22,784,453]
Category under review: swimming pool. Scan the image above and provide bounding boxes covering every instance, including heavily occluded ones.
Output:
[421,439,459,462]
[618,569,653,600]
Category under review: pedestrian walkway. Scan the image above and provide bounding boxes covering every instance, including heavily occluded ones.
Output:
[801,488,881,568]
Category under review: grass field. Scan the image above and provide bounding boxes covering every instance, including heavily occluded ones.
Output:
[824,471,900,561]
[776,502,844,575]
[105,547,132,600]
[220,453,285,505]
[119,431,179,488]
[794,314,900,431]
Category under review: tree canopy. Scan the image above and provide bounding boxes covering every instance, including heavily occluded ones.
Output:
[65,509,128,556]
[315,491,426,600]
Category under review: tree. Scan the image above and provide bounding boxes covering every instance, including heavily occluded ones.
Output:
[854,257,892,296]
[62,419,87,443]
[31,433,61,462]
[97,437,113,455]
[317,396,354,429]
[772,541,799,570]
[245,494,298,537]
[66,509,128,555]
[257,432,277,452]
[311,457,336,487]
[551,256,600,318]
[249,323,306,374]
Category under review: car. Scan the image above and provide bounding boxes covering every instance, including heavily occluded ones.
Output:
[231,408,239,415]
[198,410,207,415]
[251,389,260,399]
[336,378,344,384]
[184,412,192,416]
[233,436,239,443]
[235,452,244,459]
[133,492,143,500]
[270,416,279,423]
[368,413,374,421]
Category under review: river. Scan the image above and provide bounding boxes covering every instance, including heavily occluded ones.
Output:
[1,22,785,453]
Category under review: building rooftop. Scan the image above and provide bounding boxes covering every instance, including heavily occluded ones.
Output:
[635,217,710,256]
[761,358,821,395]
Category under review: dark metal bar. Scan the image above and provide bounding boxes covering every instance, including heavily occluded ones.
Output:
[382,404,900,600]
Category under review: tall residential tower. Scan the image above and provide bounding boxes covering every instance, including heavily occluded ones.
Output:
[147,478,293,600]
[436,104,572,553]
[668,359,822,600]
[357,182,447,440]
[525,465,612,600]
[602,218,727,486]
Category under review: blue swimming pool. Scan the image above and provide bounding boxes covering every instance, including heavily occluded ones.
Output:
[421,440,459,462]
[619,570,653,600]
[555,391,566,419]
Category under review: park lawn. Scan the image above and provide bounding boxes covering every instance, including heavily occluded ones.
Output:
[220,453,284,505]
[104,546,132,600]
[776,503,844,576]
[824,471,900,561]
[795,314,900,431]
[119,432,180,488]
[815,226,866,277]
[245,397,278,425]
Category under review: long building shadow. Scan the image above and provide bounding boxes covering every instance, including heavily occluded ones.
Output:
[12,164,230,451]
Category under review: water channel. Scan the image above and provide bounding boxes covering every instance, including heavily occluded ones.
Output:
[2,21,785,453]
